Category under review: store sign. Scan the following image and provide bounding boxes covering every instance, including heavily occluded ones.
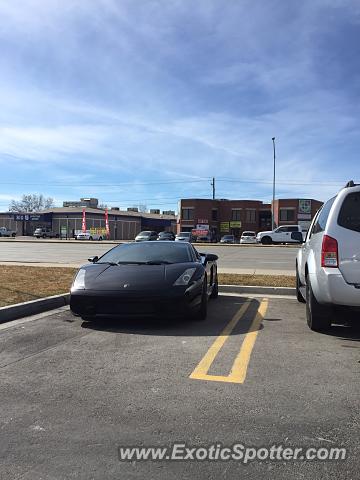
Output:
[197,218,208,224]
[13,214,44,221]
[196,224,209,230]
[220,222,230,232]
[230,221,242,228]
[298,199,311,214]
[192,229,209,237]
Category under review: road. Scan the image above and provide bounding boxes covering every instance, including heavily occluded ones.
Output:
[0,295,358,479]
[0,240,299,275]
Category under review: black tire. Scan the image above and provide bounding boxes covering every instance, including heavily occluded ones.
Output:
[305,277,331,331]
[193,280,208,321]
[261,236,272,245]
[42,234,46,238]
[296,266,306,303]
[55,233,60,238]
[99,237,103,241]
[89,236,93,241]
[81,316,94,322]
[210,272,219,299]
[12,233,16,237]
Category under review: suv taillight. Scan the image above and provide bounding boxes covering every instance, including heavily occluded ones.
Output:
[321,235,338,268]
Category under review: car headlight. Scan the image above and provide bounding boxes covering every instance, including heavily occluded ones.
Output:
[173,268,196,286]
[72,269,86,290]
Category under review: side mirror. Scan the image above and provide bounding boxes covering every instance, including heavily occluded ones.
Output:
[200,253,218,264]
[291,232,304,243]
[88,256,98,263]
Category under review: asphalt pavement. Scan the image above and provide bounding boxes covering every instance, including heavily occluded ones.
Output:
[0,295,358,479]
[0,240,299,275]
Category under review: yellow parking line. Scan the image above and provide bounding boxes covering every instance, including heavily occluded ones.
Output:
[189,299,268,384]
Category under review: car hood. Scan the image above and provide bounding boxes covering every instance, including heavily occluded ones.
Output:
[257,230,272,236]
[79,263,198,291]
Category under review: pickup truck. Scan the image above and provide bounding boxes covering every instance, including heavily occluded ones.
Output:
[256,225,305,245]
[0,227,17,237]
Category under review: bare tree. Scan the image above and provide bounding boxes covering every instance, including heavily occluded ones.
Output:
[137,204,148,213]
[9,194,55,212]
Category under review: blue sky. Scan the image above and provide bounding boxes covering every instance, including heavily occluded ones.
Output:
[0,0,359,212]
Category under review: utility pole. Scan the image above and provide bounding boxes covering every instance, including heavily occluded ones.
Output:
[211,177,215,200]
[272,137,276,230]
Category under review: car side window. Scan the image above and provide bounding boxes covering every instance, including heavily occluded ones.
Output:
[311,196,336,235]
[276,227,286,233]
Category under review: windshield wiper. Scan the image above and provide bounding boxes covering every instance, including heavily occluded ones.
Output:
[116,261,147,265]
[96,261,119,266]
[144,260,174,265]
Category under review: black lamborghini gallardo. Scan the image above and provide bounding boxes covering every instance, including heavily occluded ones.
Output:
[70,241,218,321]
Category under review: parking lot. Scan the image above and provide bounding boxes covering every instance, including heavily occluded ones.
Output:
[0,241,298,274]
[0,294,358,479]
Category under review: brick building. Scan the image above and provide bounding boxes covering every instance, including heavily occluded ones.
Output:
[178,198,323,240]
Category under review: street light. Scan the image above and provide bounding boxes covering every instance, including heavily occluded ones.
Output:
[272,137,276,230]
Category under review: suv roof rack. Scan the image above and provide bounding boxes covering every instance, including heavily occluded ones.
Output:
[345,180,359,188]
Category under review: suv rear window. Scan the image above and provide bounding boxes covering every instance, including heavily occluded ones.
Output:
[338,192,360,233]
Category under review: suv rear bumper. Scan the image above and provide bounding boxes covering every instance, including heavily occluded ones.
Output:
[310,269,360,307]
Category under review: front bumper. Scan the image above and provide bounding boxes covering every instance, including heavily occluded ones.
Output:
[70,282,203,318]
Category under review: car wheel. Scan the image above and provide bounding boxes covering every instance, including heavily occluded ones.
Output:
[261,236,272,245]
[99,237,102,241]
[81,316,94,322]
[305,277,331,331]
[210,272,219,299]
[11,233,16,237]
[296,266,306,303]
[194,280,208,321]
[42,234,46,238]
[89,236,93,241]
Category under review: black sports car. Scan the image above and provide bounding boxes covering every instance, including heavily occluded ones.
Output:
[70,241,218,320]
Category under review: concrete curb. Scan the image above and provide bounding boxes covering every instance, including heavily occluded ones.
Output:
[219,285,296,296]
[0,293,70,324]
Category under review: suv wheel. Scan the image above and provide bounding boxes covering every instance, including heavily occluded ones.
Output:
[305,277,331,331]
[296,266,306,303]
[42,234,46,238]
[261,236,272,245]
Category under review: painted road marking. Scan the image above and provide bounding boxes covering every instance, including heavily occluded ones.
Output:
[190,299,268,384]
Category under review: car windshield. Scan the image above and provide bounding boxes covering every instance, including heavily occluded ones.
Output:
[98,242,192,264]
[178,232,190,237]
[223,235,233,239]
[138,231,152,236]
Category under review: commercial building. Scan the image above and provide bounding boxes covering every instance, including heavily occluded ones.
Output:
[0,207,176,240]
[178,198,323,240]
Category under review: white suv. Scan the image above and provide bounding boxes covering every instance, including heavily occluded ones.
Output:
[296,181,360,331]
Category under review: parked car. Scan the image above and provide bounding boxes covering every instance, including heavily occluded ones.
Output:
[240,231,257,244]
[135,231,158,242]
[70,241,218,321]
[296,180,360,331]
[76,231,103,241]
[157,231,175,241]
[196,234,211,243]
[220,235,235,244]
[33,227,59,239]
[175,232,193,242]
[256,225,304,245]
[0,227,16,237]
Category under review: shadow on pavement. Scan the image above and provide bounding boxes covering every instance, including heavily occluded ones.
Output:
[80,295,262,337]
